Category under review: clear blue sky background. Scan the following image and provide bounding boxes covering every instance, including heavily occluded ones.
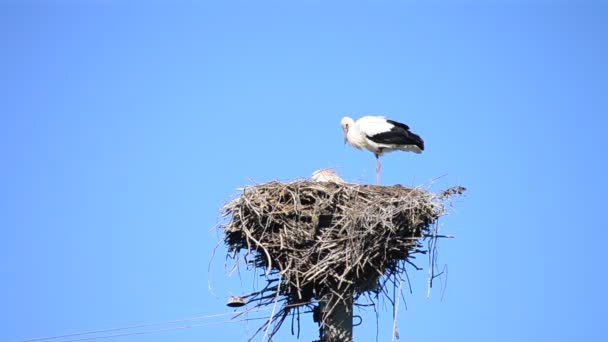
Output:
[2,1,607,341]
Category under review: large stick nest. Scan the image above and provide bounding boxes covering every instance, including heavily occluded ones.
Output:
[219,180,464,338]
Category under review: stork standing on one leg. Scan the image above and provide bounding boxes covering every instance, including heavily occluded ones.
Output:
[341,116,424,185]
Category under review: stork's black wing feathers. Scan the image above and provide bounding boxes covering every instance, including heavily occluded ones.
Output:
[386,120,410,131]
[367,120,425,151]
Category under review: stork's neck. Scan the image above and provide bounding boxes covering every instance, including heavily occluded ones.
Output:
[346,125,367,150]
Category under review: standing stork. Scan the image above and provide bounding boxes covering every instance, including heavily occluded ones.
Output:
[341,116,424,185]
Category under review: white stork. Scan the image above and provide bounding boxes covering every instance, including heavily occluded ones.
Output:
[341,116,424,185]
[311,168,344,183]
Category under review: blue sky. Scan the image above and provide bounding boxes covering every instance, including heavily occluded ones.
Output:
[2,1,607,341]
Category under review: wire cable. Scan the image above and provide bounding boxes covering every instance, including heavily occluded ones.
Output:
[19,309,271,342]
[61,317,271,342]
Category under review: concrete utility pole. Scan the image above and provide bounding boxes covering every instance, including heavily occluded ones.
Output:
[314,292,353,342]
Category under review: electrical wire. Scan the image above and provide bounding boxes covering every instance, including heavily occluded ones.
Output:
[60,317,271,342]
[19,309,271,342]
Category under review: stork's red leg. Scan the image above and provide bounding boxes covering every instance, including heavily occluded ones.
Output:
[376,155,381,185]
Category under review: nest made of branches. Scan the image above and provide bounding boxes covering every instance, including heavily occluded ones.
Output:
[219,180,465,339]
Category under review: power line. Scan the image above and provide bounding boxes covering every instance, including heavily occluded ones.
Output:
[62,317,270,342]
[19,309,271,342]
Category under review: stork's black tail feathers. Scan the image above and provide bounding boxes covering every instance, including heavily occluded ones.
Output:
[404,130,424,151]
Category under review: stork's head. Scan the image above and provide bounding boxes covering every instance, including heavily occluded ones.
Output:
[341,117,354,144]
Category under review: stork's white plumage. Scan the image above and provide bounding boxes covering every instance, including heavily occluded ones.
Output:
[311,169,344,183]
[341,116,424,185]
